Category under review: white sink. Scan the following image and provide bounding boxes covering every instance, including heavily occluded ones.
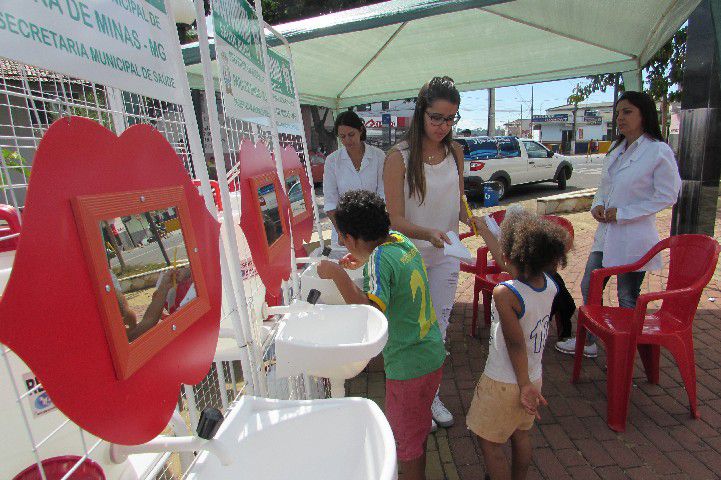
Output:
[185,396,397,480]
[300,261,365,305]
[274,304,387,382]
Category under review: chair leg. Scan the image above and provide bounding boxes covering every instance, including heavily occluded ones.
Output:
[605,340,634,432]
[667,338,699,419]
[471,278,481,337]
[571,324,587,383]
[637,344,660,384]
[483,291,492,326]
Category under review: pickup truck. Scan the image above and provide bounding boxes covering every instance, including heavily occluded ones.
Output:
[456,136,573,199]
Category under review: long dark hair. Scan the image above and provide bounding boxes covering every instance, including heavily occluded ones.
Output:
[334,110,367,141]
[397,76,461,204]
[610,91,663,152]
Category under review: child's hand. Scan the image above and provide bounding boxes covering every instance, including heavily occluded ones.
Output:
[317,260,342,279]
[520,384,547,419]
[339,253,364,270]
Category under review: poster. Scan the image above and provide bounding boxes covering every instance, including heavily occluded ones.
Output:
[0,0,186,104]
[268,49,298,125]
[213,0,270,124]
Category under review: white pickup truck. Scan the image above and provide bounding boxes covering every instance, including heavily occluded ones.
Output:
[456,136,573,199]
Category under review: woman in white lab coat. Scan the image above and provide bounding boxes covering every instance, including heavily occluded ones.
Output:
[556,91,681,357]
[323,110,385,246]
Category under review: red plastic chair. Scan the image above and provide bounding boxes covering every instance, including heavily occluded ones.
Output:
[466,212,574,337]
[0,204,20,253]
[460,210,506,336]
[571,234,720,432]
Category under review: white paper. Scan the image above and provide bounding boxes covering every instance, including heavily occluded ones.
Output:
[443,231,473,261]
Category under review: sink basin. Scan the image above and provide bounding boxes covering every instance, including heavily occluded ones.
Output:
[274,304,387,383]
[300,262,364,305]
[185,396,397,480]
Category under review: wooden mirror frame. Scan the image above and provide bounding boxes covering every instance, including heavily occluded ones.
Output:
[248,172,291,260]
[72,186,210,380]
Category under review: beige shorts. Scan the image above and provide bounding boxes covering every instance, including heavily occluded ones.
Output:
[466,374,542,444]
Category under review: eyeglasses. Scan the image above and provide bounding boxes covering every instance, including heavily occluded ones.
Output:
[425,111,461,126]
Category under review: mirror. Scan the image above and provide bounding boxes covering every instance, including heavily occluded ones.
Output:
[101,206,196,343]
[257,183,284,247]
[285,174,307,216]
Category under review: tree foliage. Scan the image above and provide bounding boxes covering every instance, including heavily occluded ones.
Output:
[568,27,686,105]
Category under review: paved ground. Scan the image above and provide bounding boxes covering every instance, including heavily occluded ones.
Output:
[345,205,721,480]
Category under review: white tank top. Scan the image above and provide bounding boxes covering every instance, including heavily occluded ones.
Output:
[484,274,558,384]
[398,142,460,250]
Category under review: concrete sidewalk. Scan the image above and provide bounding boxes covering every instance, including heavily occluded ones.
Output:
[346,207,721,479]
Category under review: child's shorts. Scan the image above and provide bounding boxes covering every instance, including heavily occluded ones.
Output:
[385,367,443,462]
[466,374,542,444]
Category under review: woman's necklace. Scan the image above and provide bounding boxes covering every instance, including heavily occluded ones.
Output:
[426,146,446,164]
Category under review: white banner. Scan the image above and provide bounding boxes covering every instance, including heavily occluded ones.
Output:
[267,49,297,125]
[0,0,186,104]
[213,0,270,125]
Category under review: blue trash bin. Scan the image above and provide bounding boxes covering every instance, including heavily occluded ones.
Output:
[483,182,500,207]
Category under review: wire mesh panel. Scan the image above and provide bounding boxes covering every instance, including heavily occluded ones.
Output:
[0,58,259,479]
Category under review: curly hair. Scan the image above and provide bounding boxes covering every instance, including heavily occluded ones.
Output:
[500,211,567,277]
[335,190,390,242]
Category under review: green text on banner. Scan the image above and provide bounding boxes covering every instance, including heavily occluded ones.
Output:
[213,0,270,124]
[0,0,185,104]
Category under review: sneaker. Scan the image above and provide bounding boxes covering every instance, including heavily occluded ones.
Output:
[555,337,598,358]
[431,418,438,433]
[431,396,454,427]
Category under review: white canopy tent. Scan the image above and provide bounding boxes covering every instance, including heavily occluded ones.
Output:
[183,0,700,108]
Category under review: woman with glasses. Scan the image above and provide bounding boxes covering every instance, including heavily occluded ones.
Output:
[323,110,386,247]
[384,76,480,435]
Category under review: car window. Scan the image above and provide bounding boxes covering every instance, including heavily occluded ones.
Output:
[497,138,521,158]
[523,141,548,159]
[470,139,498,159]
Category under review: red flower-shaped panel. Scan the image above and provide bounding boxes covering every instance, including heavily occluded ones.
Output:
[0,117,221,444]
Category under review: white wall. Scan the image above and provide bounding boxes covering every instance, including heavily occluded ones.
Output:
[540,124,564,142]
[576,124,605,141]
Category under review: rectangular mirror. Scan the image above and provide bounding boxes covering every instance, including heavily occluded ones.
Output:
[285,174,307,216]
[101,207,197,343]
[257,183,283,247]
[72,186,210,380]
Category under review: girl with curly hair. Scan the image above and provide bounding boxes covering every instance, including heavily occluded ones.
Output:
[466,211,567,480]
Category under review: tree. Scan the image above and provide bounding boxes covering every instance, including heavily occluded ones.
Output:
[569,27,686,138]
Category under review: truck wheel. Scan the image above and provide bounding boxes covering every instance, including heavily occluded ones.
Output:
[557,168,568,190]
[495,178,508,200]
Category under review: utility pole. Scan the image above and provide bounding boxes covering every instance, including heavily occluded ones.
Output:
[487,88,495,136]
[520,104,523,137]
[530,85,534,139]
[611,73,620,141]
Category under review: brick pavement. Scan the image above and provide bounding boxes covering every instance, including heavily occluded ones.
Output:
[346,207,721,479]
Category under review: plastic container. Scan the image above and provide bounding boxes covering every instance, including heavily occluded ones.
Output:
[483,182,500,207]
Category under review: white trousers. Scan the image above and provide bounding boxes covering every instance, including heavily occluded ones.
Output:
[419,247,460,341]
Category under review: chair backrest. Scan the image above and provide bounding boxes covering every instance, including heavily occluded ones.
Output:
[490,210,506,224]
[661,234,720,325]
[542,214,574,239]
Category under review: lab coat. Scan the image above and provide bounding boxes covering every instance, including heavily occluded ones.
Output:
[323,143,385,245]
[591,134,681,271]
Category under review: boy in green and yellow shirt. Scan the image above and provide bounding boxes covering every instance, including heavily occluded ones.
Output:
[318,190,445,480]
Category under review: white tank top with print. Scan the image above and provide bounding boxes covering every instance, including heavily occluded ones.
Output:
[484,274,558,384]
[397,142,460,251]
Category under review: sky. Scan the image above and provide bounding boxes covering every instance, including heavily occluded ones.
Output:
[457,78,617,131]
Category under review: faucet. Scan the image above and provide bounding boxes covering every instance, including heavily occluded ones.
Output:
[110,407,235,466]
[263,289,322,317]
[296,246,334,266]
